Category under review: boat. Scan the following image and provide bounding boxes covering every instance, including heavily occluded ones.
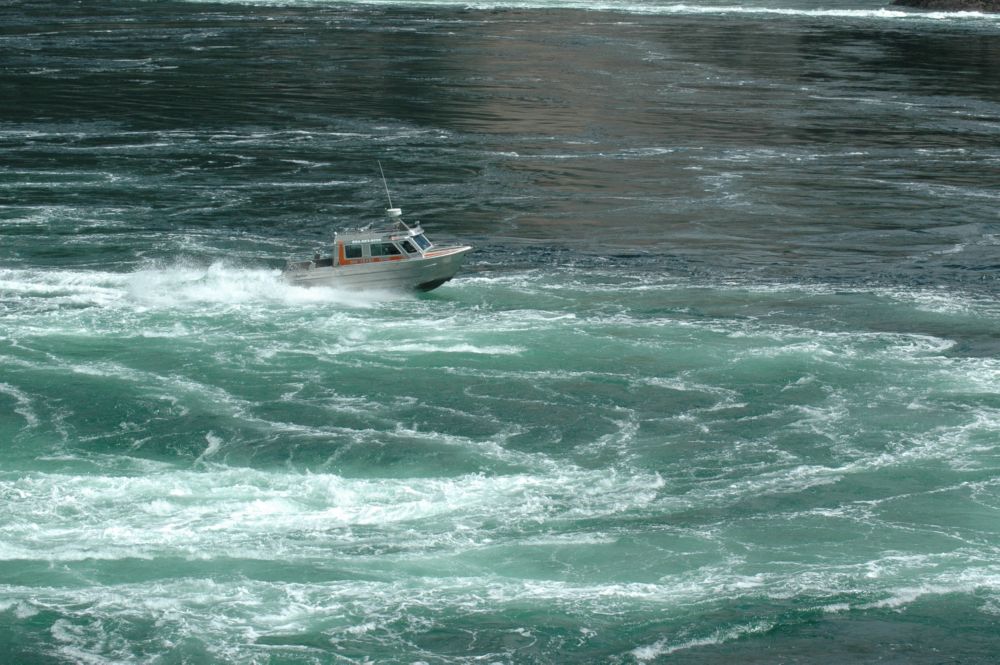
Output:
[282,167,472,292]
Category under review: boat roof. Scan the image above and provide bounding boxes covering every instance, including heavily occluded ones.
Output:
[335,209,425,243]
[336,221,424,244]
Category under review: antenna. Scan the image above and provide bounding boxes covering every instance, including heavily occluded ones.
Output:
[377,160,406,224]
[377,160,393,209]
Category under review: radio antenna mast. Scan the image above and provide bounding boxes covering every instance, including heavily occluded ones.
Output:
[378,160,393,209]
[377,160,407,225]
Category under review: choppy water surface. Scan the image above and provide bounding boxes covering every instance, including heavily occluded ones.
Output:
[2,1,1000,663]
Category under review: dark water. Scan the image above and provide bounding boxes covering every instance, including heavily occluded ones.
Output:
[2,1,1000,663]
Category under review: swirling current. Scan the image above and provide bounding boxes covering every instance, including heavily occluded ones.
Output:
[1,1,999,663]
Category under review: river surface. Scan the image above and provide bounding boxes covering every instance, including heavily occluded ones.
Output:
[2,1,1000,662]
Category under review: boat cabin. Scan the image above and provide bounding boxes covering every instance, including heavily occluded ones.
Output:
[286,208,435,272]
[336,226,432,266]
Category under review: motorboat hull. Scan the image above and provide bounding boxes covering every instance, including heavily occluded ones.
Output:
[283,245,471,292]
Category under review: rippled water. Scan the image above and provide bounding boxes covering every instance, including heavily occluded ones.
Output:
[2,1,1000,663]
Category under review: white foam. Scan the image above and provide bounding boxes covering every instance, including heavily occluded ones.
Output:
[0,263,418,339]
[194,431,224,465]
[175,0,1000,23]
[0,466,667,561]
[390,342,524,355]
[125,261,399,309]
[3,556,996,665]
[168,0,991,20]
[0,268,126,308]
[859,570,1000,610]
[0,382,39,429]
[632,621,774,660]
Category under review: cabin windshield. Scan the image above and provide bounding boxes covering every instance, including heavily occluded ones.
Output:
[401,240,418,254]
[413,234,431,250]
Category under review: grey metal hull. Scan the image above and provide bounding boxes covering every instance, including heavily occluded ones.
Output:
[283,246,471,292]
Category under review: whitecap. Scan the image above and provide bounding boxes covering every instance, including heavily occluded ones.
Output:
[0,382,40,429]
[632,620,774,661]
[174,0,1000,24]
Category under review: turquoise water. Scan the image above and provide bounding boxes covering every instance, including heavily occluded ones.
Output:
[2,1,1000,662]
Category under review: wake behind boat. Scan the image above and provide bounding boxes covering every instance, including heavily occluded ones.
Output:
[283,165,472,292]
[283,206,471,292]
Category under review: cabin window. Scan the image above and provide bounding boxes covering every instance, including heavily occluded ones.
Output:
[401,240,418,254]
[345,244,362,259]
[370,242,401,258]
[413,234,431,250]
